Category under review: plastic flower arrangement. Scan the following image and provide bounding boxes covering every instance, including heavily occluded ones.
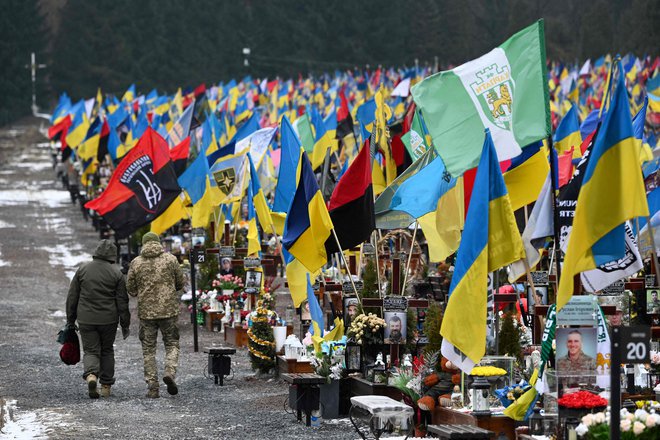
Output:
[310,353,344,384]
[347,313,386,345]
[470,366,507,377]
[213,274,244,291]
[180,290,214,312]
[576,408,660,438]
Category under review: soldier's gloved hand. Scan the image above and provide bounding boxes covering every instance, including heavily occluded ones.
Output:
[122,327,130,340]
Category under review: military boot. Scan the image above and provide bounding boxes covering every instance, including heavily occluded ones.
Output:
[163,374,178,395]
[146,382,159,398]
[100,384,111,397]
[86,374,99,399]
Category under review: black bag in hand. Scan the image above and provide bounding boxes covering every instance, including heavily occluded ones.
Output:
[57,324,80,365]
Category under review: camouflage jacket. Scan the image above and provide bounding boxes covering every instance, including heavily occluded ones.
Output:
[556,351,596,373]
[127,241,184,320]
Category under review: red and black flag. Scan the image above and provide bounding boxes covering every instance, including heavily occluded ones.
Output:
[169,136,190,177]
[336,87,354,140]
[325,140,375,254]
[48,115,73,161]
[85,127,181,238]
[96,119,111,163]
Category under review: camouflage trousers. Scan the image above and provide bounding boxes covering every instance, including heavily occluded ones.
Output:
[138,316,179,386]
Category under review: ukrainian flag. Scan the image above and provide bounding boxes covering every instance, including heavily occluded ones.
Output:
[503,141,550,211]
[121,84,136,103]
[557,61,649,310]
[178,150,216,228]
[273,116,302,214]
[248,153,275,234]
[65,101,90,149]
[282,150,334,274]
[553,105,582,159]
[440,130,524,373]
[151,193,191,235]
[311,108,338,170]
[246,185,261,257]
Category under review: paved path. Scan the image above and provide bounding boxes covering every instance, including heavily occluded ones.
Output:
[0,120,353,439]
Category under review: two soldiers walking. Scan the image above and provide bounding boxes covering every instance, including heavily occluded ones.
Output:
[66,232,184,398]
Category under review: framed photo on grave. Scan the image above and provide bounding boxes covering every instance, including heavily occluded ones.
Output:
[527,286,548,308]
[555,327,597,380]
[299,299,311,321]
[343,296,359,329]
[244,270,262,294]
[646,289,660,315]
[383,296,408,344]
[345,344,362,372]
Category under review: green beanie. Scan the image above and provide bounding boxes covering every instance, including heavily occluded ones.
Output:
[142,232,160,245]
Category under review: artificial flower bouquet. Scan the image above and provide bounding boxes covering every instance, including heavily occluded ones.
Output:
[470,366,507,377]
[558,390,608,409]
[212,274,244,291]
[346,313,386,345]
[310,353,344,384]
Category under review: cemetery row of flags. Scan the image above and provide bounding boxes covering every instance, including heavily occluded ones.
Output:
[50,20,660,379]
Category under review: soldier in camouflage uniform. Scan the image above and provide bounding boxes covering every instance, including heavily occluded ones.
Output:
[127,232,184,398]
[557,330,596,376]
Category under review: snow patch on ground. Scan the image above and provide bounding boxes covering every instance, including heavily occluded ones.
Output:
[0,399,54,439]
[0,245,11,267]
[0,189,70,207]
[49,310,66,318]
[39,244,90,280]
[0,220,16,228]
[11,162,52,172]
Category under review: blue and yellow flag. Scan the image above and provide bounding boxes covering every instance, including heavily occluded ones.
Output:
[121,84,136,103]
[65,101,90,149]
[273,116,302,213]
[306,274,325,337]
[503,141,550,211]
[440,130,524,373]
[554,105,582,158]
[282,151,334,274]
[246,184,261,256]
[557,61,649,310]
[178,150,216,228]
[248,153,275,234]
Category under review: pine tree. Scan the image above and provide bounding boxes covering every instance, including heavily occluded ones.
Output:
[423,302,443,355]
[248,300,276,374]
[498,313,523,362]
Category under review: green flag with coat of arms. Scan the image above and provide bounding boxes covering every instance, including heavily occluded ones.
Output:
[411,20,551,176]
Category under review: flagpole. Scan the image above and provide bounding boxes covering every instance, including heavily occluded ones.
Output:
[546,136,563,289]
[645,216,660,285]
[320,148,331,198]
[401,221,419,295]
[372,229,383,298]
[357,243,364,280]
[331,228,361,306]
[269,224,287,269]
[231,196,243,245]
[523,258,545,329]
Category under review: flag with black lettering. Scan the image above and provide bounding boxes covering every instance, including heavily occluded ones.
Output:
[85,127,181,238]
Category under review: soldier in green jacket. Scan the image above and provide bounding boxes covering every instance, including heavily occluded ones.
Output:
[127,232,184,398]
[66,239,130,399]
